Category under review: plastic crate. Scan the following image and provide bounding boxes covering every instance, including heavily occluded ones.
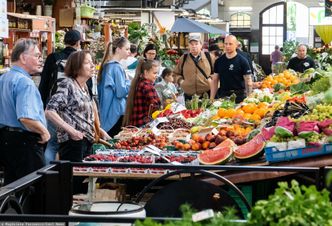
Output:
[265,143,332,163]
[227,185,252,219]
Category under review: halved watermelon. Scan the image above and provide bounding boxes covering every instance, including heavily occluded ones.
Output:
[198,146,233,165]
[234,133,265,161]
[215,138,237,148]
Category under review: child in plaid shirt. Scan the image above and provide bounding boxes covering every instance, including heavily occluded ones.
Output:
[123,60,161,127]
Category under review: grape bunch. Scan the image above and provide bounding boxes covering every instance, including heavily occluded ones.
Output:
[295,104,332,121]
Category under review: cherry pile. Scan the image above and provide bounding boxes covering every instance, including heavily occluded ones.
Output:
[113,134,168,150]
[157,117,192,130]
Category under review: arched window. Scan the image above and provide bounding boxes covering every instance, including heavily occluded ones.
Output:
[260,3,286,55]
[230,12,251,29]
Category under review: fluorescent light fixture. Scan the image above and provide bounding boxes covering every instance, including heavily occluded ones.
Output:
[229,6,252,11]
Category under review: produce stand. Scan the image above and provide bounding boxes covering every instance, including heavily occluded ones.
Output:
[74,68,332,208]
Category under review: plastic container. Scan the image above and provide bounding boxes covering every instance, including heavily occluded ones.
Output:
[265,143,332,163]
[69,201,146,226]
[80,4,96,18]
[227,185,252,219]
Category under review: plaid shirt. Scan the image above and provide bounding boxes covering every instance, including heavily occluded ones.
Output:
[130,79,161,127]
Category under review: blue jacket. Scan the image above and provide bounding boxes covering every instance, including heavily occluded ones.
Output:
[98,61,130,132]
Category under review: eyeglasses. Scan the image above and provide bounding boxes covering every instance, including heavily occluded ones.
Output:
[24,52,42,59]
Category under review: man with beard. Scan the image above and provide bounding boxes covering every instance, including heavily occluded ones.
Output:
[210,35,253,103]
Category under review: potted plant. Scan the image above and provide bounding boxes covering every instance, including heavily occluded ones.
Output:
[43,0,54,17]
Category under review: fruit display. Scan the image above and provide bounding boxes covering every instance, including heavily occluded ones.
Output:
[214,102,271,123]
[260,70,300,89]
[83,70,332,168]
[113,133,168,150]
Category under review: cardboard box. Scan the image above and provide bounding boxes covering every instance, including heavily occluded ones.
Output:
[93,183,126,202]
[59,8,74,27]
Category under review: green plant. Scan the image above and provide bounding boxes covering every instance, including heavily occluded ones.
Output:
[135,204,240,226]
[128,22,149,51]
[247,180,332,226]
[283,40,299,62]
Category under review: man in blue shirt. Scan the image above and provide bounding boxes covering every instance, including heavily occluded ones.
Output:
[0,38,50,185]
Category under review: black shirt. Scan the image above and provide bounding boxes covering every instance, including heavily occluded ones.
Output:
[38,47,77,108]
[237,49,254,75]
[214,53,252,92]
[287,56,315,73]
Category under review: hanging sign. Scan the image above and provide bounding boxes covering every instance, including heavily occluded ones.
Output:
[326,0,332,17]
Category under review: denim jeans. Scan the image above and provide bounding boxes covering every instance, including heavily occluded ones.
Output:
[44,120,59,165]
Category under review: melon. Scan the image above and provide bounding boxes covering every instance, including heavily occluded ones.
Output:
[234,133,265,161]
[215,138,237,148]
[198,139,236,165]
[198,146,233,165]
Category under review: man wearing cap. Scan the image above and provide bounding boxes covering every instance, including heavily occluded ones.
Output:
[174,33,215,100]
[38,29,81,164]
[210,35,253,103]
[0,39,50,184]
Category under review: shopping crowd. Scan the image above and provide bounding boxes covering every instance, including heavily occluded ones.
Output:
[0,30,316,192]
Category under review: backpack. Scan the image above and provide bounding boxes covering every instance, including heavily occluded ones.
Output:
[49,54,67,97]
[181,52,213,79]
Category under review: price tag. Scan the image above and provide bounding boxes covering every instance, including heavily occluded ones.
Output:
[185,134,191,142]
[171,103,187,113]
[150,117,169,128]
[192,209,214,222]
[211,128,219,135]
[151,126,161,136]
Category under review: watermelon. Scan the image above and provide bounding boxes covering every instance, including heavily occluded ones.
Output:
[297,121,320,138]
[198,139,236,165]
[198,146,233,165]
[234,133,265,161]
[275,117,295,138]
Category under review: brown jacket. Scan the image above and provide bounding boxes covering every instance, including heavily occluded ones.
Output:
[174,51,215,96]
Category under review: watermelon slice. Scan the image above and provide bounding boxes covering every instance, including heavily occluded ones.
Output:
[234,133,265,161]
[275,117,295,138]
[198,146,233,165]
[198,139,236,165]
[297,121,320,138]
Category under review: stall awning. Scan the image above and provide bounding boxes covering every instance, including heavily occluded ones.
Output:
[315,25,332,44]
[170,17,228,35]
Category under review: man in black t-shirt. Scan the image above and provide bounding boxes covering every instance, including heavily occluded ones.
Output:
[287,44,315,73]
[210,35,252,103]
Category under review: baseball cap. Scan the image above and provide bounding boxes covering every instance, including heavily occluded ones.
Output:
[188,33,202,42]
[64,29,82,45]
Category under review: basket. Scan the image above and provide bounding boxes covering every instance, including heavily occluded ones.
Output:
[265,143,332,163]
[80,4,96,18]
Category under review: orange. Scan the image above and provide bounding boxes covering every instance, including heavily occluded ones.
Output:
[218,108,227,118]
[257,102,268,108]
[224,109,236,118]
[243,113,252,120]
[249,114,261,122]
[254,109,267,118]
[242,103,257,114]
[235,109,245,116]
[211,115,220,120]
